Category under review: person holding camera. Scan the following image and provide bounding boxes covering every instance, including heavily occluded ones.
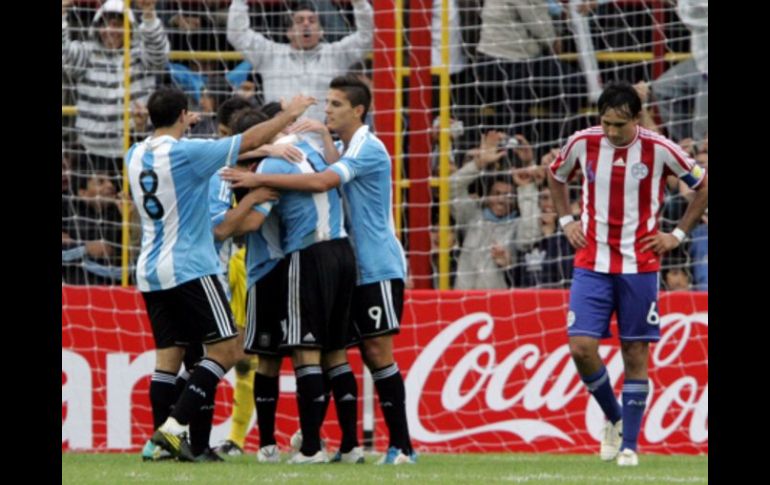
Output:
[449,130,541,289]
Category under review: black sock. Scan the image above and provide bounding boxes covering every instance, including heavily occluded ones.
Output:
[150,370,178,430]
[373,363,412,454]
[188,361,215,456]
[321,372,333,424]
[173,369,191,403]
[295,365,324,455]
[327,363,359,452]
[170,358,226,427]
[253,372,280,447]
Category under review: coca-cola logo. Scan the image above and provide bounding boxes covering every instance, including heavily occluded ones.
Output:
[405,311,708,446]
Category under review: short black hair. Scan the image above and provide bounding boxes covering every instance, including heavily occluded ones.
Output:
[597,82,642,119]
[290,0,318,14]
[347,58,372,80]
[261,101,284,120]
[329,74,371,122]
[147,86,189,129]
[232,108,269,136]
[216,96,256,128]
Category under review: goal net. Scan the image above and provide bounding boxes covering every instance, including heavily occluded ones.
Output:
[62,0,707,455]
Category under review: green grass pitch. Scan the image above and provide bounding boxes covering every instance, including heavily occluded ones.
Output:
[63,451,707,484]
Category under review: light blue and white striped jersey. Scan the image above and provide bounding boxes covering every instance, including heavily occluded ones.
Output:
[256,140,347,254]
[208,172,235,299]
[245,209,284,289]
[328,126,406,285]
[126,134,242,291]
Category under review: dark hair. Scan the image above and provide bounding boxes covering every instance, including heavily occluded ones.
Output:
[347,59,372,80]
[261,101,283,120]
[216,96,256,128]
[232,109,269,135]
[329,74,371,122]
[597,82,642,118]
[290,0,318,14]
[147,86,189,128]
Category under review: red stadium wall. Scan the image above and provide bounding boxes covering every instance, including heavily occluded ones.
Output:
[62,286,707,454]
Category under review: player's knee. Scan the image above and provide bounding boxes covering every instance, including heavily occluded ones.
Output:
[569,341,596,365]
[361,339,393,369]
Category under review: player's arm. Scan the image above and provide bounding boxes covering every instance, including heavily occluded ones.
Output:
[547,170,586,249]
[641,142,708,254]
[213,187,279,240]
[286,119,340,164]
[239,95,316,153]
[221,167,342,193]
[640,172,708,254]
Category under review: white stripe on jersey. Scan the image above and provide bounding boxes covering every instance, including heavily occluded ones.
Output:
[649,144,668,231]
[153,145,180,288]
[128,142,151,289]
[296,159,336,240]
[621,142,643,273]
[593,144,615,273]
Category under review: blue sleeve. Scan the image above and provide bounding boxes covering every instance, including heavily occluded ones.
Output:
[208,175,231,229]
[182,134,243,179]
[330,145,384,184]
[252,158,294,215]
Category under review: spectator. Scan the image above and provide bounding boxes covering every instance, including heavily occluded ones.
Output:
[513,188,574,288]
[62,0,170,178]
[226,0,373,125]
[650,0,707,144]
[450,134,540,289]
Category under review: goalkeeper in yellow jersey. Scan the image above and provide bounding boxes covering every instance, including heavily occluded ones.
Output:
[215,246,258,456]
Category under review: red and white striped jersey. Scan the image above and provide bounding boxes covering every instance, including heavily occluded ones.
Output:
[549,126,706,274]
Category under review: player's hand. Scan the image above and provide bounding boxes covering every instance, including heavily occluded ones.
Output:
[490,243,512,268]
[640,232,680,255]
[288,118,329,136]
[221,167,261,188]
[62,0,73,16]
[267,143,304,163]
[246,187,279,204]
[184,111,201,126]
[284,95,317,121]
[563,221,587,249]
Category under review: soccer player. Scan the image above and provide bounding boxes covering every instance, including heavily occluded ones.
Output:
[127,85,314,461]
[546,82,708,466]
[222,75,417,464]
[235,107,360,464]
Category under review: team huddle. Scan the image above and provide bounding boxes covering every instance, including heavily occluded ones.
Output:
[127,76,415,465]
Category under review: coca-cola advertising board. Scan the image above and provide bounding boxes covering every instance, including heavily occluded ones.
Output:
[62,287,707,454]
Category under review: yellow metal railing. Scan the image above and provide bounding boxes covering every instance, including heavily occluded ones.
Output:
[120,0,132,287]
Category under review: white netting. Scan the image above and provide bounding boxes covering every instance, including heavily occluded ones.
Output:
[62,0,707,454]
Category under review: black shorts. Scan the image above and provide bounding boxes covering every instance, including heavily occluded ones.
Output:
[281,238,357,351]
[243,259,290,357]
[142,275,238,349]
[351,279,405,341]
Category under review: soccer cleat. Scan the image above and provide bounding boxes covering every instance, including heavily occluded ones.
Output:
[256,444,281,463]
[141,439,173,462]
[151,428,196,462]
[287,450,328,464]
[600,420,623,461]
[376,446,417,465]
[214,440,244,457]
[616,448,639,466]
[330,446,365,464]
[194,447,225,462]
